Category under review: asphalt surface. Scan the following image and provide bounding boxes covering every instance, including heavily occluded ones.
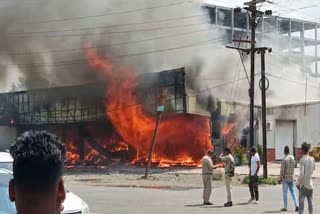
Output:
[66,182,320,214]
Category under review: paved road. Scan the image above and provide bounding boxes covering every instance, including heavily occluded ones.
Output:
[66,182,320,214]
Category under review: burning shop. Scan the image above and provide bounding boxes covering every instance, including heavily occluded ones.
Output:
[0,48,213,167]
[0,45,261,167]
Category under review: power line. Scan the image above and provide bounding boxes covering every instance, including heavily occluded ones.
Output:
[196,74,260,94]
[6,15,319,56]
[265,73,319,88]
[104,76,250,113]
[2,26,217,56]
[232,62,242,103]
[273,5,319,15]
[270,2,320,20]
[4,8,319,64]
[17,0,194,24]
[11,21,210,38]
[11,14,207,35]
[225,59,241,117]
[235,28,250,85]
[0,36,228,68]
[13,1,320,37]
[225,26,247,116]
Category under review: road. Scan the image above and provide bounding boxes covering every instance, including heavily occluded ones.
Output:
[66,182,320,214]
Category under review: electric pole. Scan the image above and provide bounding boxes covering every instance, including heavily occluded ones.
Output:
[258,47,272,178]
[144,88,167,179]
[226,0,272,178]
[249,1,257,149]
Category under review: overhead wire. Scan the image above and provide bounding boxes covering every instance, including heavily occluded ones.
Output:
[269,1,320,21]
[2,2,319,68]
[1,26,217,56]
[17,0,194,24]
[10,20,212,38]
[0,35,228,68]
[225,24,247,116]
[265,73,319,88]
[10,21,210,38]
[11,14,208,35]
[4,6,320,56]
[101,74,255,113]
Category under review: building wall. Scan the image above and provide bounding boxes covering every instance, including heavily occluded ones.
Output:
[266,102,320,160]
[0,127,17,150]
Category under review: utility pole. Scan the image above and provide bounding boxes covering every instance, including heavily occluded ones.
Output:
[258,47,271,178]
[249,0,257,149]
[144,88,167,179]
[226,1,272,178]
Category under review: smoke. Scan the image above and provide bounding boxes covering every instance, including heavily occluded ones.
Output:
[0,0,211,91]
[2,0,318,107]
[256,18,320,105]
[0,0,114,91]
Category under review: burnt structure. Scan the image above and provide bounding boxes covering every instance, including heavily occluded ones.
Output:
[0,68,188,165]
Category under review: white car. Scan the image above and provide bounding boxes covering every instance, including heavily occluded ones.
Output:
[0,153,90,214]
[0,152,13,172]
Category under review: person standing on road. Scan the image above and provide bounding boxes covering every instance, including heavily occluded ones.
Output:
[297,142,315,214]
[220,147,235,207]
[279,146,299,212]
[202,150,216,205]
[248,147,260,204]
[8,130,67,214]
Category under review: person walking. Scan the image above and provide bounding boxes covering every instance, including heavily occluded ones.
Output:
[279,146,299,212]
[202,150,216,205]
[248,147,260,204]
[297,142,315,214]
[220,147,235,207]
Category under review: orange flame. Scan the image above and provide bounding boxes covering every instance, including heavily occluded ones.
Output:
[84,44,212,167]
[221,122,236,137]
[65,136,80,165]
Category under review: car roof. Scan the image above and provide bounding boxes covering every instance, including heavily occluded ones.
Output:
[0,169,12,187]
[0,152,13,162]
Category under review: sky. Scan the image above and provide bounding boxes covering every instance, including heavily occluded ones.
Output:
[204,0,320,22]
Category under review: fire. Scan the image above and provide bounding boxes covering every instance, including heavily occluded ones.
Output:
[111,141,129,152]
[65,136,80,165]
[221,121,241,153]
[221,122,236,137]
[85,44,212,167]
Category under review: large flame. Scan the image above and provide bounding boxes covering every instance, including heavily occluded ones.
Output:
[84,44,212,167]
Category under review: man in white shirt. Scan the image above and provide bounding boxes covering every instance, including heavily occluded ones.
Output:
[248,147,260,204]
[201,150,216,205]
[297,142,315,214]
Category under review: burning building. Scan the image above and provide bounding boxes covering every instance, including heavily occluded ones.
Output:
[0,55,213,167]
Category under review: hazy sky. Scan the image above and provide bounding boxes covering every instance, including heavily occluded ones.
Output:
[204,0,320,22]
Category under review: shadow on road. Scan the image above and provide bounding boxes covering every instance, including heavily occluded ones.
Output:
[186,202,249,208]
[263,211,283,213]
[184,204,205,207]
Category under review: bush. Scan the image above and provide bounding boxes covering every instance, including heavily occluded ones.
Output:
[233,146,247,166]
[242,176,277,185]
[310,147,320,162]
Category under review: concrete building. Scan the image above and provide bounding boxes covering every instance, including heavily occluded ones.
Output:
[266,101,320,161]
[204,2,320,75]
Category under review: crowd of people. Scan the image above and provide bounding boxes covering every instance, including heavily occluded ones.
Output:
[201,142,316,214]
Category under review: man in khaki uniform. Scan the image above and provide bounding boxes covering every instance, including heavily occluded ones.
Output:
[220,147,235,207]
[201,151,215,205]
